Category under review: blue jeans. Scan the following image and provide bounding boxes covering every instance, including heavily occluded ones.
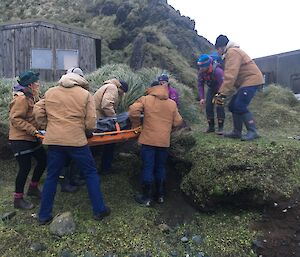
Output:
[206,87,225,120]
[39,145,107,221]
[141,145,168,183]
[228,86,259,114]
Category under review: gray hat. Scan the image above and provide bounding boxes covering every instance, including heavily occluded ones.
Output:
[67,67,84,77]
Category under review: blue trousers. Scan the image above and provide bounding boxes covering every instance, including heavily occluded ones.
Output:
[39,145,107,221]
[101,143,115,171]
[141,144,168,183]
[228,86,259,114]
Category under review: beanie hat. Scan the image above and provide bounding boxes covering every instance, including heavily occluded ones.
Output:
[67,67,84,77]
[150,81,160,87]
[158,74,169,82]
[17,71,40,87]
[197,54,212,68]
[119,80,129,92]
[215,35,229,48]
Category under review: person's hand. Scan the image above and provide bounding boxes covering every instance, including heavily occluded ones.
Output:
[199,99,205,105]
[212,93,226,105]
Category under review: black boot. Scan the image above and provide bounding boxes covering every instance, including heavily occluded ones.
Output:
[27,186,41,198]
[216,119,224,135]
[59,176,79,193]
[14,198,34,210]
[224,113,243,139]
[241,112,260,141]
[206,119,215,133]
[135,183,152,207]
[155,180,165,204]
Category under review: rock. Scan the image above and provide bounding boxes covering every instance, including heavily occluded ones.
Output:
[49,212,76,236]
[1,211,16,221]
[195,253,205,257]
[59,249,76,257]
[30,242,46,252]
[192,235,202,245]
[252,239,264,249]
[181,236,188,243]
[158,223,171,233]
[170,250,178,256]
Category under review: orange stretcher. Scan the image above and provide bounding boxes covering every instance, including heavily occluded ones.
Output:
[36,124,142,146]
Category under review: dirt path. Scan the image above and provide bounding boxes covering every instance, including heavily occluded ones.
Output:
[253,192,300,257]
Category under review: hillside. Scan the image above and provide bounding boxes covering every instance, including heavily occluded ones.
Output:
[0,0,213,86]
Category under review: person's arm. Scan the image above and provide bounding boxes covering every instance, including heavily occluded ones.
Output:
[172,107,183,128]
[10,96,37,135]
[33,98,47,130]
[218,49,242,96]
[129,96,145,128]
[85,93,97,131]
[101,86,118,117]
[197,73,205,102]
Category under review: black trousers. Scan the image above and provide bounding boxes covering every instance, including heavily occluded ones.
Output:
[15,146,47,193]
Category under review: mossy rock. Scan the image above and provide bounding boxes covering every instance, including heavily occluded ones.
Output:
[181,141,300,210]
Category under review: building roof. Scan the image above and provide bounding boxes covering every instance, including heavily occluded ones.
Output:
[0,19,101,40]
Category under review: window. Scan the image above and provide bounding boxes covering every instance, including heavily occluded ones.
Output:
[56,49,79,70]
[31,49,53,69]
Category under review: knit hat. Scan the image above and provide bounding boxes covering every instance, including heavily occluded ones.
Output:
[215,35,229,48]
[150,81,160,87]
[119,80,129,92]
[197,54,212,68]
[158,74,169,82]
[67,67,84,77]
[17,71,40,87]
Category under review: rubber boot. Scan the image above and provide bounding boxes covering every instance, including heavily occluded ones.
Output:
[27,186,41,198]
[59,176,79,193]
[206,119,215,133]
[155,180,165,204]
[14,196,34,210]
[224,113,243,139]
[135,183,152,207]
[241,112,260,141]
[216,119,224,135]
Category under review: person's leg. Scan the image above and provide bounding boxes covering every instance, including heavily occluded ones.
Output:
[224,94,243,138]
[70,145,109,218]
[135,144,155,206]
[39,146,67,222]
[101,143,115,174]
[216,105,225,135]
[205,88,215,133]
[59,159,79,193]
[234,86,259,141]
[14,153,34,209]
[154,147,168,203]
[27,146,47,198]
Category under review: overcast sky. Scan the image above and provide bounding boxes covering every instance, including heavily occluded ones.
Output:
[167,0,299,59]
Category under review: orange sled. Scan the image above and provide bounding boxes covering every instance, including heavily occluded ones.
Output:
[36,125,142,146]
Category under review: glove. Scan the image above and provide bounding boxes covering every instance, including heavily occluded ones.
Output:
[212,93,226,105]
[85,130,94,139]
[33,130,45,137]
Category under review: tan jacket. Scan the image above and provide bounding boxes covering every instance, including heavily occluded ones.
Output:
[33,73,96,147]
[219,42,264,96]
[129,85,183,147]
[9,92,38,142]
[93,79,122,118]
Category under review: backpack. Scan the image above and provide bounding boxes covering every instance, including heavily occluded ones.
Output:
[209,52,224,73]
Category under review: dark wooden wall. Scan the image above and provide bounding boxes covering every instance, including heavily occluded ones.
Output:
[0,22,100,82]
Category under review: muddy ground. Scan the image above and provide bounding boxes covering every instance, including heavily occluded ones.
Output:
[253,190,300,257]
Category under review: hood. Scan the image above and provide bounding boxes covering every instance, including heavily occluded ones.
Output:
[223,41,240,58]
[103,78,121,88]
[58,73,89,90]
[146,85,169,100]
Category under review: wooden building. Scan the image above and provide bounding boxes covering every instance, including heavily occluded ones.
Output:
[0,19,101,81]
[254,50,300,94]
